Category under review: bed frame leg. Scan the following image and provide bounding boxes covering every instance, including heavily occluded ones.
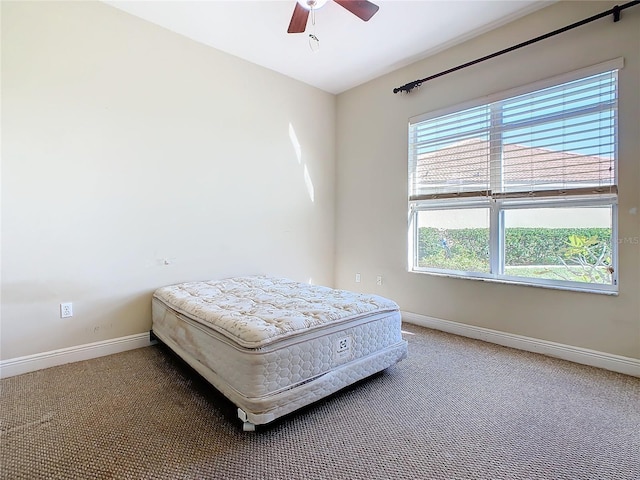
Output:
[237,408,256,432]
[242,422,256,432]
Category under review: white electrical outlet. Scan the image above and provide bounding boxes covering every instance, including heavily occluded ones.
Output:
[60,302,73,318]
[355,273,361,283]
[376,275,383,286]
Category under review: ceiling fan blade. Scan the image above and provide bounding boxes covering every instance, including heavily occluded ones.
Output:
[334,0,379,22]
[287,2,310,33]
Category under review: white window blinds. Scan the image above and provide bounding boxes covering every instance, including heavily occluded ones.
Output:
[409,68,618,201]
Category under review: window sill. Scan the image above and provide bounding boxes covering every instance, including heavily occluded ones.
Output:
[410,269,619,296]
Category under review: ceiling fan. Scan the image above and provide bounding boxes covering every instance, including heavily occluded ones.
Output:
[287,0,379,34]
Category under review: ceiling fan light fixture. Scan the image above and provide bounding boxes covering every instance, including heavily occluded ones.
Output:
[297,0,329,11]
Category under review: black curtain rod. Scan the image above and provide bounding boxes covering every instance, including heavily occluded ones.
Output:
[393,0,640,94]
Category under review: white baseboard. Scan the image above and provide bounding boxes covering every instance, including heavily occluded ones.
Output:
[0,333,155,379]
[4,317,637,379]
[402,311,640,377]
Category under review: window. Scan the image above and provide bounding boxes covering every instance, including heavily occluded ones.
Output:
[408,60,621,293]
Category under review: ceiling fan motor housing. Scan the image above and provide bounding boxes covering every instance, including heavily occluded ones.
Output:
[298,0,329,10]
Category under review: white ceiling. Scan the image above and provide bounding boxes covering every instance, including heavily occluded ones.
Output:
[105,0,554,94]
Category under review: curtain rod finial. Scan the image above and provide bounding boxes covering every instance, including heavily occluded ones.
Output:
[393,80,423,94]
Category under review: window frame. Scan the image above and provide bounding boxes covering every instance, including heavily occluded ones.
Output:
[408,59,622,294]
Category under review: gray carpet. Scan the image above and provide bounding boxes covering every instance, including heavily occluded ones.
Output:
[1,323,638,480]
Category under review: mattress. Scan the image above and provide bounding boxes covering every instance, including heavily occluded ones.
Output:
[151,276,408,430]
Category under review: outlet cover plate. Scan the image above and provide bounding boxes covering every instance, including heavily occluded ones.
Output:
[60,303,73,318]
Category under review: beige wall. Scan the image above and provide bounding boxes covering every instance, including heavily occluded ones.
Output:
[3,1,638,364]
[1,1,336,359]
[335,1,640,359]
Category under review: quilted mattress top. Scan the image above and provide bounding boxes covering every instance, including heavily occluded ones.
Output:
[153,276,399,348]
